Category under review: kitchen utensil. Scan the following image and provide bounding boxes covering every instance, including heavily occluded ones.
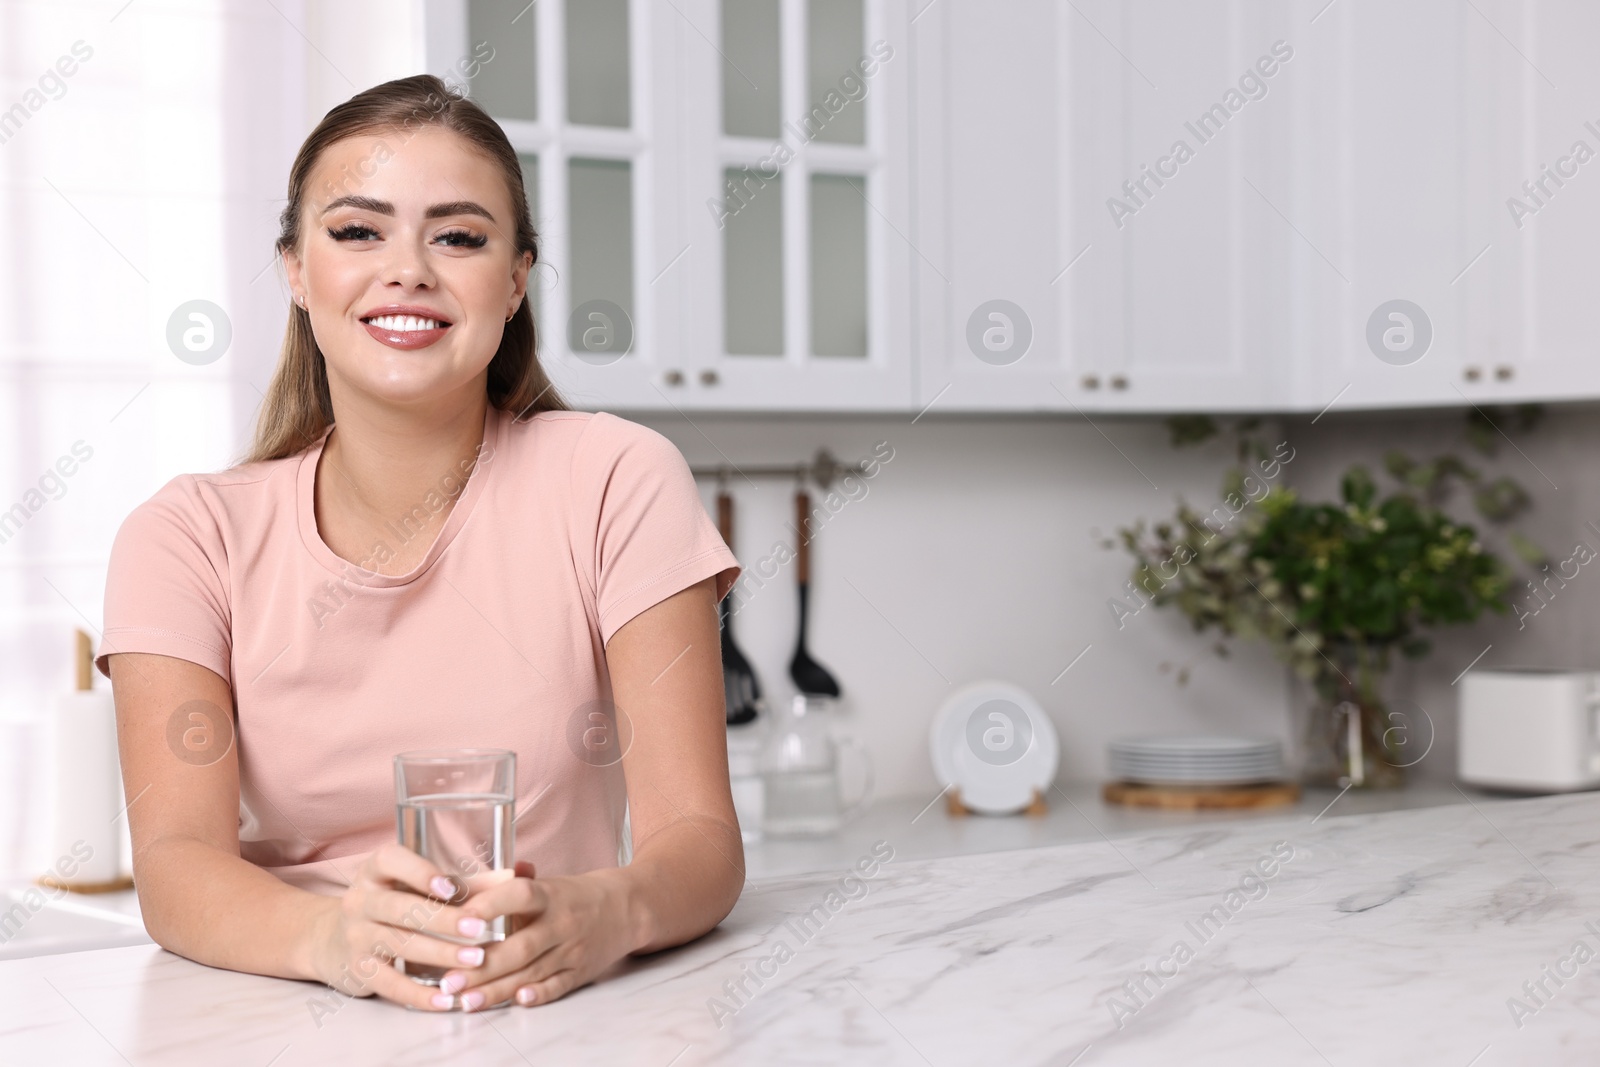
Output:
[394,748,515,987]
[1459,669,1600,791]
[1108,736,1284,786]
[717,487,762,725]
[788,487,840,698]
[760,694,873,835]
[929,681,1059,814]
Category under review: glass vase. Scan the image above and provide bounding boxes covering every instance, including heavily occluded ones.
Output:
[1300,641,1406,790]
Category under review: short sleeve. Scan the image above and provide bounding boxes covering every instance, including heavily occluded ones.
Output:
[574,413,742,646]
[96,476,233,685]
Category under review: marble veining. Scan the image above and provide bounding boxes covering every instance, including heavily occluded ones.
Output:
[3,792,1599,1065]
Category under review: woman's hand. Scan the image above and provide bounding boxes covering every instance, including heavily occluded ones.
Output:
[436,860,639,1011]
[307,841,498,1011]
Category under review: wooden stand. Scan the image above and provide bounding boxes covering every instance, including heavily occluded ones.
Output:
[1101,780,1300,810]
[946,786,1049,817]
[35,874,134,894]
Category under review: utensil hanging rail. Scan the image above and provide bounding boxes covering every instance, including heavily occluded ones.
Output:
[688,450,869,490]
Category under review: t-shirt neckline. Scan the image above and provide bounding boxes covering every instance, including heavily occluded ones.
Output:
[296,405,501,588]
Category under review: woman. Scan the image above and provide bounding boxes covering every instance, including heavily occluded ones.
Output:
[96,74,745,1013]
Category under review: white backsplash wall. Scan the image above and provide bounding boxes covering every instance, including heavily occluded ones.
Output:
[632,412,1298,803]
[1282,403,1600,786]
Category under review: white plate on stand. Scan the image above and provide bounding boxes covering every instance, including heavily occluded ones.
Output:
[929,681,1059,814]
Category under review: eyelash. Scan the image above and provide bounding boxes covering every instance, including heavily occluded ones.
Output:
[325,222,488,249]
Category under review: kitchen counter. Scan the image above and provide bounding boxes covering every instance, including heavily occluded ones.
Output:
[744,780,1481,878]
[4,788,1596,1065]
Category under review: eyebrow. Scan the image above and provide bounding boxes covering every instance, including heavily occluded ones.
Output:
[319,195,497,223]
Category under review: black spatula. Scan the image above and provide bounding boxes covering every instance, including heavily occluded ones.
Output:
[718,489,763,725]
[788,489,841,698]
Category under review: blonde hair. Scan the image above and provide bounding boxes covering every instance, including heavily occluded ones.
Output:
[248,74,566,463]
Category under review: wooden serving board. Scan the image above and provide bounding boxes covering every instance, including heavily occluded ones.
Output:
[1102,780,1300,810]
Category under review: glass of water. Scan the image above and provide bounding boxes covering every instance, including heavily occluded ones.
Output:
[394,748,516,986]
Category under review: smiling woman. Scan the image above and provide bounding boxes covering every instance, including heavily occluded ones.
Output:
[95,74,744,1015]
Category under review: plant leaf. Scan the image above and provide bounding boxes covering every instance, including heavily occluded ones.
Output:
[1508,530,1548,567]
[1341,465,1376,509]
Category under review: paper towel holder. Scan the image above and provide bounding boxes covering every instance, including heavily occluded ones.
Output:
[34,629,134,895]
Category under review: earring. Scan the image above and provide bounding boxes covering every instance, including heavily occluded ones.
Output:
[295,294,305,308]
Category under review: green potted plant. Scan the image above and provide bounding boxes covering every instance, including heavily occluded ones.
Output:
[1116,413,1540,788]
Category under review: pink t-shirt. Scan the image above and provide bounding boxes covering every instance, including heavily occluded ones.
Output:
[96,405,740,896]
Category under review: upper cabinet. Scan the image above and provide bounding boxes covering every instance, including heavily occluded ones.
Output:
[429,0,1600,415]
[677,0,915,411]
[1290,0,1600,412]
[1458,0,1600,406]
[432,0,913,412]
[911,0,1299,414]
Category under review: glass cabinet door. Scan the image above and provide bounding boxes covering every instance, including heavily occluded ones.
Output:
[686,0,910,409]
[443,0,672,409]
[438,0,910,411]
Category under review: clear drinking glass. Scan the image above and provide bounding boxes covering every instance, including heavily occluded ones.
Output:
[394,748,516,986]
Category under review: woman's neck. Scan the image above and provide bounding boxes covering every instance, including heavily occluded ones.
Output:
[318,386,490,533]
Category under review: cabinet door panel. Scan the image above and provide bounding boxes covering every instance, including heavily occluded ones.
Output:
[915,0,1296,413]
[679,0,913,411]
[1470,0,1600,404]
[1300,0,1477,411]
[913,0,1080,412]
[1100,1,1296,412]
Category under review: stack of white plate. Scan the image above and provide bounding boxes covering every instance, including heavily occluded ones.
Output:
[1109,736,1284,786]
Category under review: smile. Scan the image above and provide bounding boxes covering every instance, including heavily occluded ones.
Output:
[360,314,452,350]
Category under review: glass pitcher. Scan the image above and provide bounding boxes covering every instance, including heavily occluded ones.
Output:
[760,694,874,836]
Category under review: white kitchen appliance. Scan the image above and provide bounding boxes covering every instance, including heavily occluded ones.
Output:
[1458,669,1600,792]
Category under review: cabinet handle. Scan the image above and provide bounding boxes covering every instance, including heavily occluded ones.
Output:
[1081,374,1101,390]
[1463,366,1482,383]
[699,369,720,386]
[1110,375,1129,390]
[662,369,685,386]
[1495,365,1514,381]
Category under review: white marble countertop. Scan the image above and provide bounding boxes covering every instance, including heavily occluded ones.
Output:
[744,780,1481,878]
[4,786,1596,1065]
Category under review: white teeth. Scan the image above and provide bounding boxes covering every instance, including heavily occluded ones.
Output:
[366,314,443,332]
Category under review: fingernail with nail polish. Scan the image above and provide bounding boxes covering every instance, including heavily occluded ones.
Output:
[430,876,455,899]
[462,991,485,1012]
[458,946,484,966]
[440,973,466,995]
[430,993,454,1010]
[516,986,538,1006]
[458,917,486,938]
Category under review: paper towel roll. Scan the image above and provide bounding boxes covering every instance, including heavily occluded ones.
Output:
[46,689,124,888]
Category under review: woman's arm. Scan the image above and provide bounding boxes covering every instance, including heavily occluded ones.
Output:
[108,652,490,1008]
[605,573,747,953]
[444,575,745,1008]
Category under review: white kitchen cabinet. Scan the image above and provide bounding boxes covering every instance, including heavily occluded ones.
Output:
[1291,0,1600,414]
[907,0,1090,414]
[432,0,914,413]
[675,0,915,411]
[1458,0,1600,407]
[911,0,1298,414]
[1291,0,1486,413]
[428,0,1600,416]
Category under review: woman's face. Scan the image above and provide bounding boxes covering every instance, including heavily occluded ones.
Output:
[283,125,530,411]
